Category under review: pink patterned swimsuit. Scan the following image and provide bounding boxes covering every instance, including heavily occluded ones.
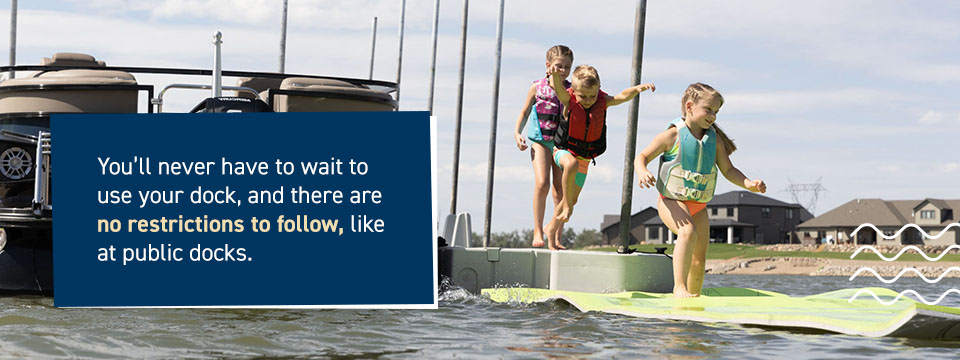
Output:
[527,77,570,143]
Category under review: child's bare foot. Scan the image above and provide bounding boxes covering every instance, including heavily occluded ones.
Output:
[532,232,545,248]
[544,220,559,250]
[552,233,567,250]
[554,224,564,250]
[673,287,698,298]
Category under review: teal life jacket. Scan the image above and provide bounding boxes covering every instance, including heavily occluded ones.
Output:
[655,118,718,203]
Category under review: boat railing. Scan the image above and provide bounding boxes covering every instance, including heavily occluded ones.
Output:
[0,129,50,216]
[0,65,399,94]
[0,65,398,114]
[0,128,38,145]
[33,131,50,214]
[155,84,260,113]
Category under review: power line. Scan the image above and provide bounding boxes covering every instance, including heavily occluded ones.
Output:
[781,177,828,215]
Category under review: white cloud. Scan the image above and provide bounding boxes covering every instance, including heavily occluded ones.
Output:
[645,59,733,82]
[940,163,960,173]
[452,162,532,184]
[723,88,914,115]
[918,110,944,125]
[62,0,960,86]
[878,165,900,173]
[899,64,960,83]
[150,0,276,24]
[447,161,620,186]
[586,164,619,184]
[68,0,410,30]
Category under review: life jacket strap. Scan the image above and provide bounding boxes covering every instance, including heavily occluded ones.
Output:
[659,166,717,203]
[679,170,711,185]
[564,137,600,150]
[536,113,560,136]
[680,188,703,199]
[537,113,561,122]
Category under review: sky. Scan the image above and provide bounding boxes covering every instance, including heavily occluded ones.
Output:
[4,0,958,234]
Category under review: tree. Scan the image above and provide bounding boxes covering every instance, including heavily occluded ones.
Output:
[489,230,524,248]
[466,228,605,249]
[470,230,528,248]
[560,228,576,248]
[574,228,603,248]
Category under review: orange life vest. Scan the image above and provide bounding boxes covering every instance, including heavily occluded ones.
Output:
[554,87,607,159]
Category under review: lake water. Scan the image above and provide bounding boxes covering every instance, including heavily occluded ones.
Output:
[1,275,959,358]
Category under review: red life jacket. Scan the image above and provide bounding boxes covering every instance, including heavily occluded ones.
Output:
[555,87,607,159]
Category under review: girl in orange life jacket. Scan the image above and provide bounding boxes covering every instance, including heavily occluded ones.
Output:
[543,64,655,249]
[513,45,573,250]
[634,83,766,298]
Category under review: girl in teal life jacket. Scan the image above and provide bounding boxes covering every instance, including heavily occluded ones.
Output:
[543,64,655,249]
[512,45,573,250]
[635,83,766,298]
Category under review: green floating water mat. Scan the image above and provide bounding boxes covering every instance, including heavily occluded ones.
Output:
[483,287,960,339]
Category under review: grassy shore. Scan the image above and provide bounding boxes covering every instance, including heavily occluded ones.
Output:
[589,243,960,262]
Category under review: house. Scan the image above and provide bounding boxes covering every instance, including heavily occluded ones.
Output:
[599,207,658,245]
[602,191,812,245]
[796,198,959,246]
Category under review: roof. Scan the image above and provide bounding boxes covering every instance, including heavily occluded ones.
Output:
[600,207,658,232]
[600,215,620,231]
[915,198,952,211]
[798,199,904,227]
[799,198,960,228]
[709,191,803,208]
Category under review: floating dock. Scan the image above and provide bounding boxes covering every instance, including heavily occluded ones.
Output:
[438,246,673,294]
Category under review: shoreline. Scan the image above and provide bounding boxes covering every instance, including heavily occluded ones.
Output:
[705,257,960,277]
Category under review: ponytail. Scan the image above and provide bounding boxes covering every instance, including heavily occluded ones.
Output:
[712,124,736,155]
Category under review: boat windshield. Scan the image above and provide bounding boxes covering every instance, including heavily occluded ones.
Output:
[0,117,49,138]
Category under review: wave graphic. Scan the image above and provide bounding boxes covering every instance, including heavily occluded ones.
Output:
[850,223,960,241]
[848,267,960,284]
[848,288,960,305]
[849,244,960,261]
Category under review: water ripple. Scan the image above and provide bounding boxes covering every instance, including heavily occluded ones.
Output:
[0,275,959,358]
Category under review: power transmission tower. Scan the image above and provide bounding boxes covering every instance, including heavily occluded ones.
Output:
[781,177,828,215]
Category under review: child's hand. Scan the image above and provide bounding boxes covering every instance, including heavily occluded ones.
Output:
[635,83,656,93]
[636,170,656,188]
[548,64,564,77]
[746,179,766,193]
[515,133,528,151]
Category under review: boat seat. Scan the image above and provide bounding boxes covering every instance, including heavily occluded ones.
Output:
[41,52,107,67]
[271,77,396,112]
[0,69,140,114]
[234,77,283,100]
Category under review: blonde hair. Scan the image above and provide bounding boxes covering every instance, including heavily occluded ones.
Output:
[682,83,736,154]
[546,45,573,62]
[571,65,600,89]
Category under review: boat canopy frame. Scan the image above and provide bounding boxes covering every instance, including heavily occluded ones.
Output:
[0,64,399,113]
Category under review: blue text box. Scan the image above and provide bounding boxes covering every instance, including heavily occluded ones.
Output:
[52,112,437,308]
